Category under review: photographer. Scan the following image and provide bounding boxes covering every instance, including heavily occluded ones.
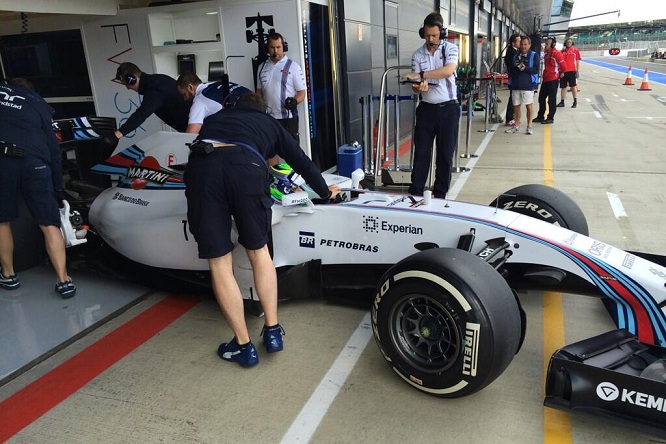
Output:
[505,36,540,135]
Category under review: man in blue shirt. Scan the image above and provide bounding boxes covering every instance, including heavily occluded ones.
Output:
[0,78,76,298]
[504,36,540,135]
[402,12,459,199]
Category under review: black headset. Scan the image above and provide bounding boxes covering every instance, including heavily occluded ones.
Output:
[419,20,447,40]
[123,73,137,86]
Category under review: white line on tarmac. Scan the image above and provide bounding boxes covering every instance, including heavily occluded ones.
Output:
[448,120,500,200]
[606,191,628,218]
[593,110,603,118]
[280,312,373,443]
[282,114,500,443]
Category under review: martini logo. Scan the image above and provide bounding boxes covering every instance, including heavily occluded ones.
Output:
[596,382,619,401]
[126,156,174,189]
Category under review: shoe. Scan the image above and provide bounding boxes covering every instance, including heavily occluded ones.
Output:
[55,279,76,299]
[532,117,544,123]
[526,127,533,135]
[217,338,259,367]
[571,101,577,108]
[504,119,515,127]
[505,126,520,133]
[0,270,20,290]
[556,101,565,107]
[261,324,285,353]
[541,118,554,124]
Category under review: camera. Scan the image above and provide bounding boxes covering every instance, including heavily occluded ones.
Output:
[514,54,528,70]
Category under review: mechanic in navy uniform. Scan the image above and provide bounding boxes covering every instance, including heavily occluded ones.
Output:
[184,92,339,368]
[402,12,459,199]
[0,78,76,298]
[103,62,190,149]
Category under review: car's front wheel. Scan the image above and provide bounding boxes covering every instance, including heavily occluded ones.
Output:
[371,248,522,397]
[490,184,589,235]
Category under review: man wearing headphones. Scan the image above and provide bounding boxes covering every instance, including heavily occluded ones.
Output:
[402,12,459,199]
[534,36,565,124]
[103,62,190,149]
[255,33,306,142]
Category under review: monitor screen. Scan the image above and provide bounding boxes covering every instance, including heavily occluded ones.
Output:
[0,29,93,98]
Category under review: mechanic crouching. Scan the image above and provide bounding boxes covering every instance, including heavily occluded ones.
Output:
[0,78,76,298]
[184,92,339,368]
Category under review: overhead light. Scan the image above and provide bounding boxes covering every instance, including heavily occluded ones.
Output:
[206,11,218,15]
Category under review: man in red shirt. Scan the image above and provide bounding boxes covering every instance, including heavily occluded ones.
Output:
[534,37,566,124]
[557,38,581,108]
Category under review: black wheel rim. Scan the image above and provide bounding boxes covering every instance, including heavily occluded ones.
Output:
[388,293,462,374]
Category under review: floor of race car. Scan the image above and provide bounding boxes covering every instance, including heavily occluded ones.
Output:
[2,60,666,443]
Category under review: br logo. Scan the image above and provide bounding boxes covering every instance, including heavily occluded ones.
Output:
[596,382,619,401]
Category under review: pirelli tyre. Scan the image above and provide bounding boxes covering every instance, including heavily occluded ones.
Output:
[490,184,589,235]
[371,248,521,398]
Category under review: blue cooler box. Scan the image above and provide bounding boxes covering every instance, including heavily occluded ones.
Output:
[337,143,362,178]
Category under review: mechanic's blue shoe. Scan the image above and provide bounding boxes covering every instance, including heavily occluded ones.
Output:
[0,270,20,290]
[261,324,285,353]
[217,338,258,368]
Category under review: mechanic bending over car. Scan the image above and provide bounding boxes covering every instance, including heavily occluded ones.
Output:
[184,92,340,368]
[101,62,190,150]
[0,78,77,298]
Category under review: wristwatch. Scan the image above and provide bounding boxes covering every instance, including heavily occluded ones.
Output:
[420,71,425,81]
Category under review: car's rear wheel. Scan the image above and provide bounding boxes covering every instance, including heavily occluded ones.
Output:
[490,184,589,235]
[371,248,521,397]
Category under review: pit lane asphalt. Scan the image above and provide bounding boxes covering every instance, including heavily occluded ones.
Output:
[1,59,665,443]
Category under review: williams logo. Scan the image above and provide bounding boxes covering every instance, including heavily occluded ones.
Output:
[596,382,619,401]
[362,216,423,235]
[299,231,315,248]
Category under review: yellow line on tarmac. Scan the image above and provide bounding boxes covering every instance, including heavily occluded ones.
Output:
[542,125,573,444]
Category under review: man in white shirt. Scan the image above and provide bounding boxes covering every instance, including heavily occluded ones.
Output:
[402,12,459,199]
[177,73,252,134]
[255,33,306,142]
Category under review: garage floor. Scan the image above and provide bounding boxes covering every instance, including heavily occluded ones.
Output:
[1,59,666,443]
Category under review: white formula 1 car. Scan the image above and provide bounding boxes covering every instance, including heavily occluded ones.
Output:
[66,127,666,438]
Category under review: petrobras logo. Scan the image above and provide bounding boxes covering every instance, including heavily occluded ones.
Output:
[362,215,423,235]
[299,231,315,248]
[597,382,666,413]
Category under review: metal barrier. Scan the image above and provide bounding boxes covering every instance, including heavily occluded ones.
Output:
[360,94,417,175]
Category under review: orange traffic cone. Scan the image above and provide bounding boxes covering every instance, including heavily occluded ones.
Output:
[638,68,651,91]
[623,65,633,85]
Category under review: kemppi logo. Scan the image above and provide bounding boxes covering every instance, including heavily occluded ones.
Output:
[597,382,619,401]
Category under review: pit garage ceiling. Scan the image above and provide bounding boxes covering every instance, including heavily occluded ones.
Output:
[494,0,569,34]
[0,0,567,36]
[0,0,121,16]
